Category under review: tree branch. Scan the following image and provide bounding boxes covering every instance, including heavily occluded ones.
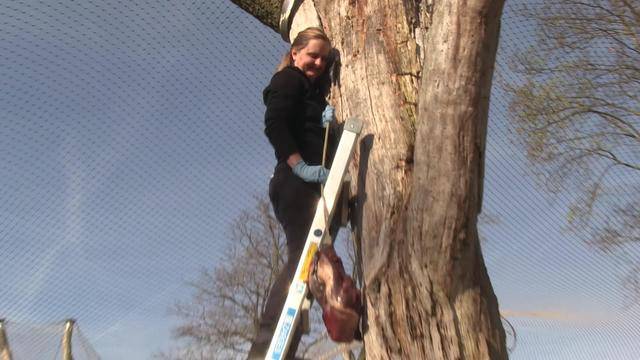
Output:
[567,145,640,171]
[228,0,282,32]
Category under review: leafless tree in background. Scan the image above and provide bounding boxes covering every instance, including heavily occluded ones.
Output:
[155,197,287,359]
[505,0,639,296]
[154,197,339,359]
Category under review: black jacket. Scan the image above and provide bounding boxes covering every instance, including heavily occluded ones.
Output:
[263,66,336,166]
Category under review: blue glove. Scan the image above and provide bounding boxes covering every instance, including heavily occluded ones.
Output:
[292,160,329,183]
[321,105,335,128]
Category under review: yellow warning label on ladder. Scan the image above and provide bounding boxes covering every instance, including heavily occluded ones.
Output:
[300,243,318,282]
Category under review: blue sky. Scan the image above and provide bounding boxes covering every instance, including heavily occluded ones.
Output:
[1,1,638,359]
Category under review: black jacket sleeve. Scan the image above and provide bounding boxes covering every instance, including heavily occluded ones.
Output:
[263,69,305,162]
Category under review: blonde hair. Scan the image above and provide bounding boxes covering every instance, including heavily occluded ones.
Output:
[277,27,332,72]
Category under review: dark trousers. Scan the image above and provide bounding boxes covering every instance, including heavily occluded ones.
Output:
[247,163,320,359]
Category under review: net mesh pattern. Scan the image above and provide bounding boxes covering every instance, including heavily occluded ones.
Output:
[1,1,638,359]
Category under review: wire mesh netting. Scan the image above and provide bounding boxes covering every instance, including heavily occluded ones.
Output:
[1,0,638,359]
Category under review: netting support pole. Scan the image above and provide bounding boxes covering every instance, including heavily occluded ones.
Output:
[0,319,12,360]
[61,319,76,360]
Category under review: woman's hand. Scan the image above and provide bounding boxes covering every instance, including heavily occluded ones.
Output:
[292,159,329,184]
[322,105,335,128]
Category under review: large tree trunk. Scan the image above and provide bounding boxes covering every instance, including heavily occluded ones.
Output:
[232,0,507,358]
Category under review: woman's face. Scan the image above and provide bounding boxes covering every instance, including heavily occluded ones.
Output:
[291,39,331,80]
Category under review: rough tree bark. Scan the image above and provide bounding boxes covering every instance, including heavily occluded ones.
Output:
[231,0,507,358]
